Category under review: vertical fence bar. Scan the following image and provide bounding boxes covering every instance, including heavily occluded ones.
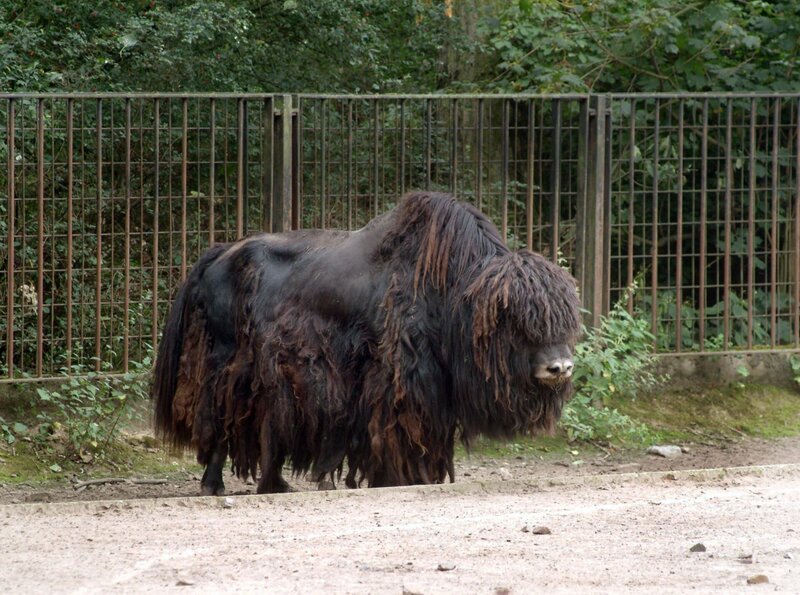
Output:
[261,96,272,232]
[347,99,353,229]
[723,100,733,349]
[526,99,535,250]
[181,98,189,278]
[675,101,684,352]
[94,99,103,371]
[425,99,432,188]
[373,100,380,217]
[650,100,660,343]
[747,98,756,349]
[501,99,509,241]
[65,99,74,369]
[399,99,406,196]
[272,95,293,232]
[209,99,216,242]
[575,95,607,327]
[476,98,484,212]
[123,99,131,372]
[292,98,300,230]
[551,99,562,263]
[321,99,327,228]
[5,99,15,377]
[236,98,245,238]
[770,99,780,347]
[36,99,45,377]
[795,98,800,347]
[627,100,636,313]
[151,99,160,350]
[451,98,458,194]
[699,99,708,351]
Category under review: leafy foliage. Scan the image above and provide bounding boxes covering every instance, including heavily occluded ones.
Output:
[562,286,664,442]
[31,355,152,462]
[479,0,800,93]
[0,0,454,93]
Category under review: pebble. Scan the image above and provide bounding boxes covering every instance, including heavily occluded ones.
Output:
[222,497,235,509]
[690,543,706,553]
[530,526,551,535]
[437,563,456,572]
[746,574,769,585]
[646,445,683,458]
[498,467,513,481]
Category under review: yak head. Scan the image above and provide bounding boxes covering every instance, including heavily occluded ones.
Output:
[457,249,582,438]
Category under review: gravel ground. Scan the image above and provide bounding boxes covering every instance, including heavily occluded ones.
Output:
[2,463,800,593]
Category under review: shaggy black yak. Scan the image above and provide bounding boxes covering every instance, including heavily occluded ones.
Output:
[152,191,581,494]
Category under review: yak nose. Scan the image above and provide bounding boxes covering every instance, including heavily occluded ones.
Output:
[546,360,574,376]
[535,358,574,382]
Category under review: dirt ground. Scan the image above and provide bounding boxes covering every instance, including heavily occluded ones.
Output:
[2,434,800,504]
[2,461,799,593]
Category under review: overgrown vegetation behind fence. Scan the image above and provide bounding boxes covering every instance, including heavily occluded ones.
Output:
[1,92,799,380]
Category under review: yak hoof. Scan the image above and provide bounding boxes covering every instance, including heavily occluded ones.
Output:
[200,481,225,496]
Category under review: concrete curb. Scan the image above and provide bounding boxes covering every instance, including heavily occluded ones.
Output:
[3,462,799,517]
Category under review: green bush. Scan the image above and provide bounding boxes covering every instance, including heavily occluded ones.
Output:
[33,355,152,461]
[562,286,664,443]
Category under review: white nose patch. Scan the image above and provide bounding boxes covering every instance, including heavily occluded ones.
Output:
[535,359,574,379]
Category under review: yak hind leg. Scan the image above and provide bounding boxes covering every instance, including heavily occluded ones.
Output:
[255,416,292,494]
[256,453,292,494]
[200,440,228,496]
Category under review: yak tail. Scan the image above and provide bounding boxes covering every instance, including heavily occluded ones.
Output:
[151,244,228,443]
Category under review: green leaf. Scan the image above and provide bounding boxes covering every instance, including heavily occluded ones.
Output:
[12,422,28,435]
[49,464,63,473]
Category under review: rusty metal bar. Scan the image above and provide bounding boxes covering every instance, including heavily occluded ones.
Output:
[770,98,780,347]
[476,98,484,212]
[36,99,45,376]
[699,99,708,351]
[451,98,458,195]
[650,100,660,342]
[723,100,733,349]
[209,98,216,243]
[373,100,380,217]
[151,99,160,350]
[5,100,15,377]
[123,99,131,372]
[261,97,273,232]
[747,98,756,350]
[65,99,74,369]
[94,99,103,371]
[501,99,510,241]
[291,99,300,231]
[675,100,684,352]
[425,99,432,188]
[551,99,562,263]
[627,100,636,313]
[526,99,535,250]
[320,99,327,228]
[795,98,800,347]
[236,98,245,238]
[181,98,189,278]
[294,97,302,230]
[399,99,406,196]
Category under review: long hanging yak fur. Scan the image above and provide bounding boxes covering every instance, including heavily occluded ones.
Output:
[151,191,582,493]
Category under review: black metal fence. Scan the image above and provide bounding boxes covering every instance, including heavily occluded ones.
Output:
[1,92,799,380]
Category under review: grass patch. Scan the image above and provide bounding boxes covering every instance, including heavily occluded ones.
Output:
[0,433,202,486]
[610,382,800,442]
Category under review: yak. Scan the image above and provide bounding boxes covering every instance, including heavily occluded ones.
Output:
[151,191,581,495]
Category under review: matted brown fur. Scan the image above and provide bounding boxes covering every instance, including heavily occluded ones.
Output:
[152,192,581,493]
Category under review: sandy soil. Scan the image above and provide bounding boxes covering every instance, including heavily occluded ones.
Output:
[2,463,799,593]
[2,434,800,504]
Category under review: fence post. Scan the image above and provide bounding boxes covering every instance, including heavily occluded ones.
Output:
[272,94,294,232]
[575,95,610,328]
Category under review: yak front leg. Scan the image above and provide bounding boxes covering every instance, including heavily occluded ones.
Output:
[200,440,228,496]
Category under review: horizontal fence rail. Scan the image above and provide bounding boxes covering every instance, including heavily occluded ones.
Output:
[1,92,799,380]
